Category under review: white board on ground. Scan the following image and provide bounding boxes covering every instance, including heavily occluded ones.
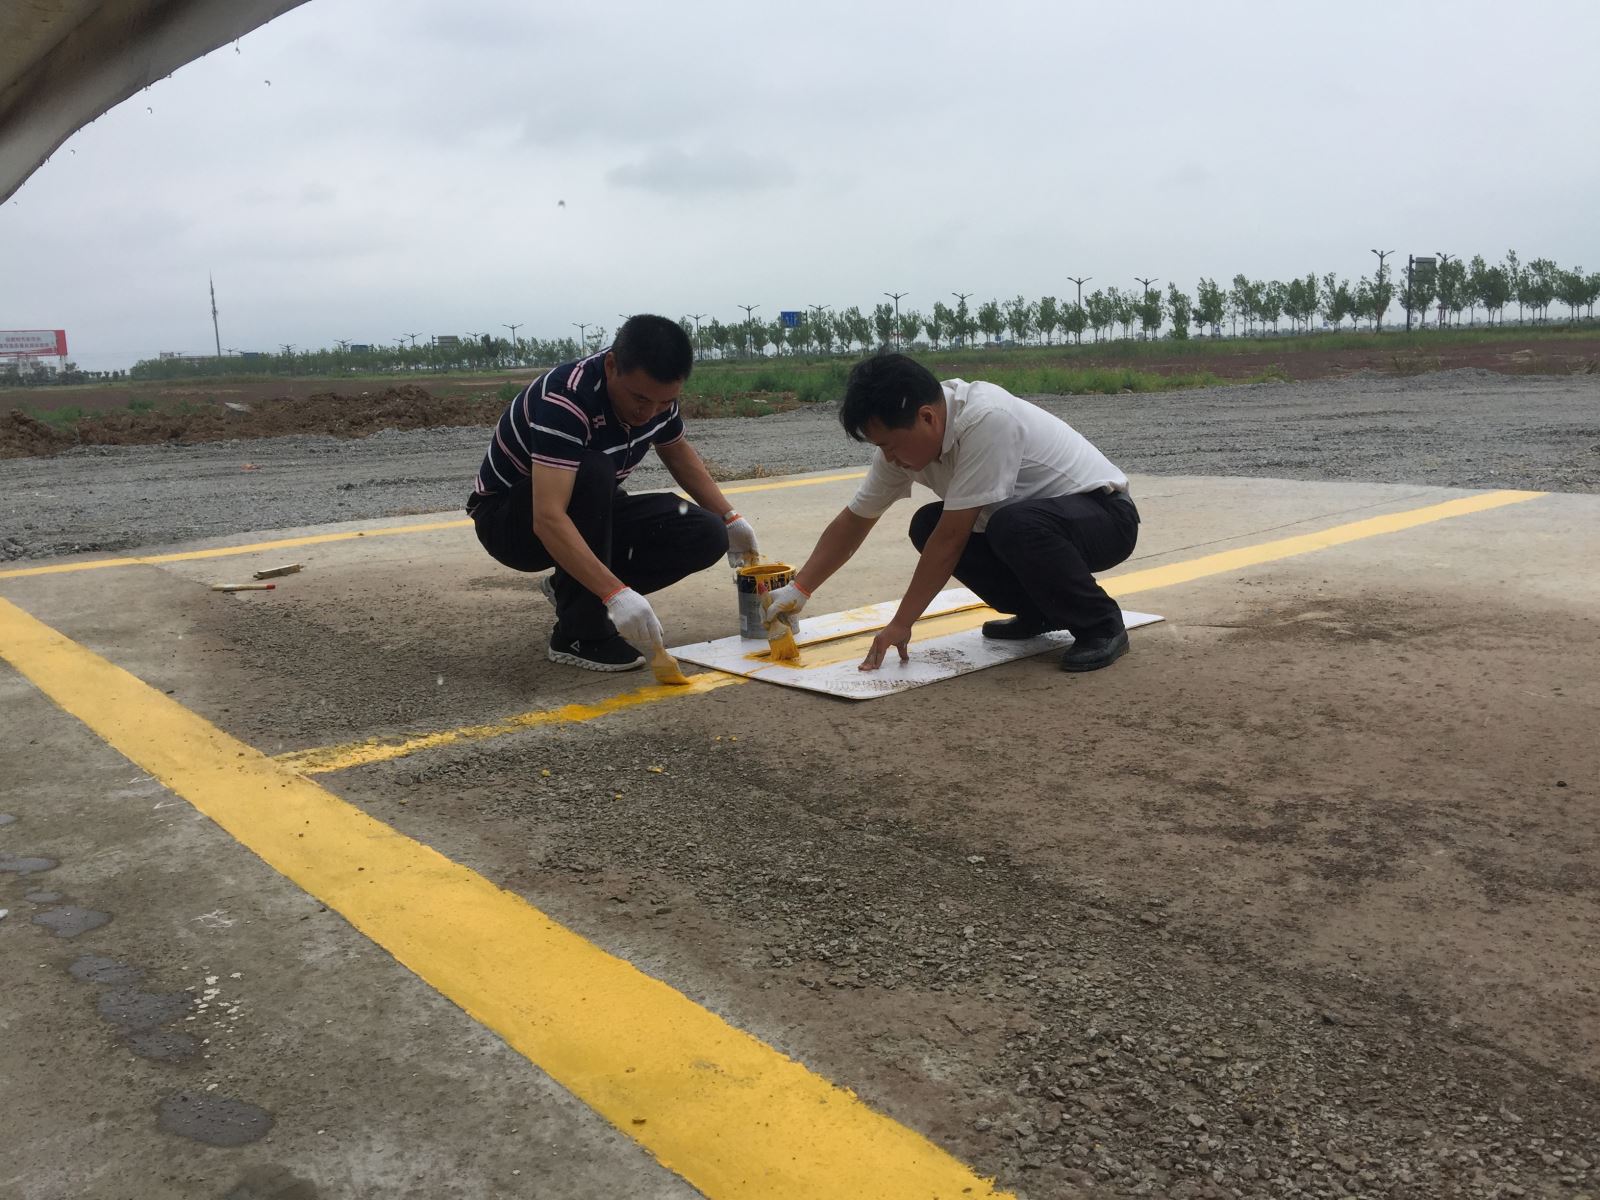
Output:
[671,588,1163,700]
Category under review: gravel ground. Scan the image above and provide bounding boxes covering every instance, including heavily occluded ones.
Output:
[1,369,1596,562]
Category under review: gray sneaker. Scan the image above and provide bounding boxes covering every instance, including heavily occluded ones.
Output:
[538,574,557,605]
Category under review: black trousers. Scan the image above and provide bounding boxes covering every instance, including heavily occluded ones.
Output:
[910,490,1139,640]
[471,452,728,640]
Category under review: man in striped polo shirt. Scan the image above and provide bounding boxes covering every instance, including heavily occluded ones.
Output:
[469,315,761,672]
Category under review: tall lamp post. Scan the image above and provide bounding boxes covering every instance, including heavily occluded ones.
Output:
[737,303,760,357]
[808,304,830,355]
[1134,277,1159,340]
[1370,249,1394,332]
[1066,276,1091,344]
[951,291,971,348]
[572,322,590,353]
[883,291,908,350]
[503,323,522,366]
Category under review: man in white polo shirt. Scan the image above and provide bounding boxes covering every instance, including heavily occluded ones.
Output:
[763,353,1140,673]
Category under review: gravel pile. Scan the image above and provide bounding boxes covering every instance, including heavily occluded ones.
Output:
[2,370,1594,562]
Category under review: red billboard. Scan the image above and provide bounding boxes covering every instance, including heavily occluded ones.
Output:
[0,329,69,357]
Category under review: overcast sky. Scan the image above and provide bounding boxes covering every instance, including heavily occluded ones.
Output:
[3,0,1596,371]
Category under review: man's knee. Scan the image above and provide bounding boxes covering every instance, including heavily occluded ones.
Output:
[572,451,616,500]
[686,506,729,569]
[908,502,944,550]
[982,501,1038,550]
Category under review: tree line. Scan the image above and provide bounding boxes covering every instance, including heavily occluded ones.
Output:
[107,249,1597,383]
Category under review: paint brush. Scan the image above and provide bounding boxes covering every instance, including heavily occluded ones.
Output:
[650,644,690,686]
[767,624,799,662]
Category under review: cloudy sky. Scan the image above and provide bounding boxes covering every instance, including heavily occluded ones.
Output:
[3,0,1596,371]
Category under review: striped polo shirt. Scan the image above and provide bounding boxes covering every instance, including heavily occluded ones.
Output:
[467,349,685,513]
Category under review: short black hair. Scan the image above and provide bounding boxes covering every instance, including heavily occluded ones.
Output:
[838,353,943,442]
[612,314,694,382]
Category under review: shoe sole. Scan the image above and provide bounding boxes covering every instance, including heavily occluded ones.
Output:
[1059,639,1129,673]
[547,647,644,672]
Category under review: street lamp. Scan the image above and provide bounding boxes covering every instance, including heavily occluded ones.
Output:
[737,303,760,357]
[807,305,830,355]
[883,291,908,350]
[1134,277,1159,340]
[1066,277,1091,344]
[503,323,522,365]
[951,292,971,348]
[404,332,421,348]
[572,322,590,353]
[1370,251,1394,332]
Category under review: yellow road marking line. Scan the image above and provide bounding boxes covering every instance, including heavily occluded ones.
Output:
[0,520,471,580]
[0,595,1011,1200]
[279,672,746,775]
[1099,489,1543,597]
[278,488,1544,773]
[0,471,868,581]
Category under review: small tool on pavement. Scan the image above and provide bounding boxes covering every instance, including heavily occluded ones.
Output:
[211,583,275,593]
[252,563,303,580]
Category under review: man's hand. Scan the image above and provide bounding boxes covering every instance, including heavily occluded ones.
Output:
[761,581,810,632]
[603,587,664,649]
[724,511,760,567]
[860,620,913,671]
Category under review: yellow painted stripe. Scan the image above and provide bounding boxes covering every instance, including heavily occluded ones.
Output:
[275,488,1544,773]
[1099,489,1543,598]
[0,520,471,580]
[0,594,1009,1200]
[280,672,747,775]
[723,470,865,495]
[0,471,868,581]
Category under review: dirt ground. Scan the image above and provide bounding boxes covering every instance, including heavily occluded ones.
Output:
[3,374,1598,1198]
[4,334,1597,460]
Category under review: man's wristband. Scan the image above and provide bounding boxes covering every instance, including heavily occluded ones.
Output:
[601,585,628,604]
[722,510,741,525]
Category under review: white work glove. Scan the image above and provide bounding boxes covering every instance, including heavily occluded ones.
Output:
[603,587,664,649]
[761,580,811,633]
[723,510,760,567]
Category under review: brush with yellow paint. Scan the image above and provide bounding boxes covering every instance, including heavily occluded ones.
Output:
[737,561,801,662]
[649,643,691,686]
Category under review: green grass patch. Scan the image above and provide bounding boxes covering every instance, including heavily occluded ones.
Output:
[24,405,85,428]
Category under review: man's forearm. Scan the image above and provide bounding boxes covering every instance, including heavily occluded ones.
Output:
[795,509,875,593]
[892,523,968,626]
[535,510,624,599]
[659,442,734,516]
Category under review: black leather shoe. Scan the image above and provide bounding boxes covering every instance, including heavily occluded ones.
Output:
[1059,630,1129,672]
[982,615,1051,640]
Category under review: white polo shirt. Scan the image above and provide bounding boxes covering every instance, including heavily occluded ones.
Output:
[846,379,1128,532]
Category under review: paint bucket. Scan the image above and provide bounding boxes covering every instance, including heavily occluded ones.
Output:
[736,561,798,640]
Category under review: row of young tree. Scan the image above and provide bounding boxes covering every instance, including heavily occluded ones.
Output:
[691,251,1598,355]
[118,249,1597,381]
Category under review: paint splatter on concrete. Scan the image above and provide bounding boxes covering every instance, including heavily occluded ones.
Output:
[157,1090,273,1147]
[24,890,62,903]
[0,813,16,826]
[32,906,110,937]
